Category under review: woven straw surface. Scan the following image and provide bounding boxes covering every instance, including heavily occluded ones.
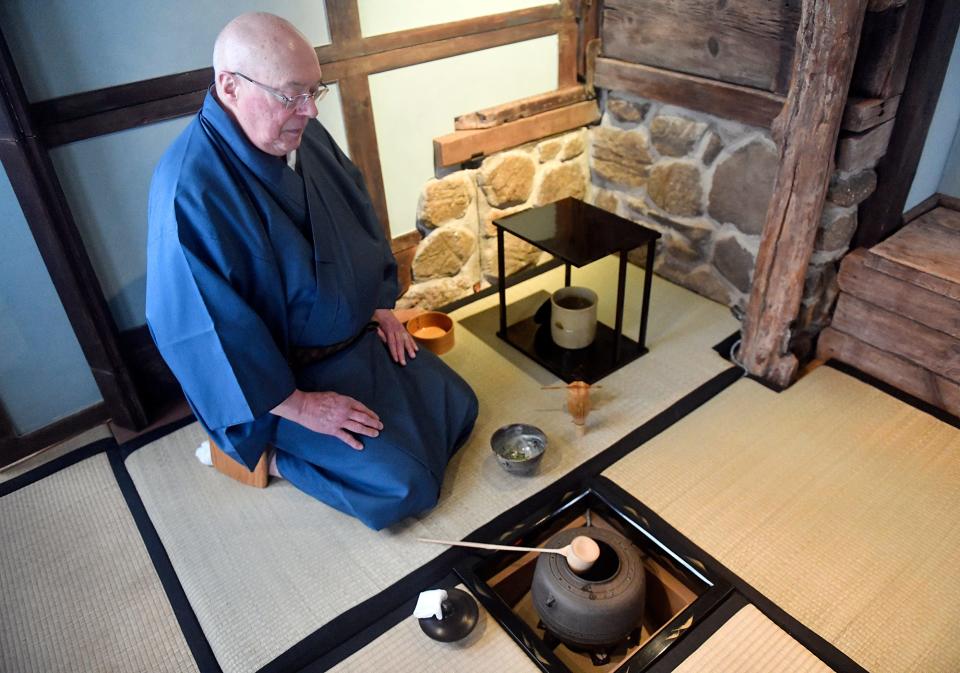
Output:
[604,367,960,673]
[0,453,198,673]
[125,259,736,673]
[673,604,835,673]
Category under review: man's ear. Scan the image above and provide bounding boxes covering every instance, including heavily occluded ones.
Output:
[218,71,239,102]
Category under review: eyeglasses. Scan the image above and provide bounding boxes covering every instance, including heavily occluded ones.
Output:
[230,71,329,111]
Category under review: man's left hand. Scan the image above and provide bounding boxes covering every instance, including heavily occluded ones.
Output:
[374,308,418,365]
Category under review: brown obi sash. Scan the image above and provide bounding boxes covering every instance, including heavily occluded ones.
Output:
[288,321,379,370]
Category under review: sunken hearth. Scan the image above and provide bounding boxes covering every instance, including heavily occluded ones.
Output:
[457,486,730,673]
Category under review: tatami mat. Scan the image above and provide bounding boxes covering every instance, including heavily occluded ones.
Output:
[124,258,737,673]
[604,366,960,673]
[672,604,834,673]
[0,452,198,673]
[329,585,539,673]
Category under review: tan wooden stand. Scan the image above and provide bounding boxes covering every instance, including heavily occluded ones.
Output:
[209,438,269,488]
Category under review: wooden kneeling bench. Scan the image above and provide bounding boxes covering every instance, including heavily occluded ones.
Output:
[209,438,269,488]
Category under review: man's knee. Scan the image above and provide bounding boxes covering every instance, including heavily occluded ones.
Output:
[360,461,440,530]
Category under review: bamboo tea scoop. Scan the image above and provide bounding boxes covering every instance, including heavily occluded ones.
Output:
[418,535,601,573]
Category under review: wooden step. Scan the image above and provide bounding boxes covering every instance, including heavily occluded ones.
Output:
[838,248,960,338]
[821,204,960,416]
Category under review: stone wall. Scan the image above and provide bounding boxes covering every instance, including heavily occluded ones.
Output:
[398,128,590,309]
[587,90,876,357]
[400,91,876,359]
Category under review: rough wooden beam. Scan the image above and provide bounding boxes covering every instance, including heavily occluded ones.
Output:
[576,0,601,81]
[434,100,599,167]
[841,94,900,132]
[594,57,785,128]
[739,0,868,387]
[454,86,592,129]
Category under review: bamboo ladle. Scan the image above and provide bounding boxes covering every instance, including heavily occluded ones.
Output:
[418,535,601,573]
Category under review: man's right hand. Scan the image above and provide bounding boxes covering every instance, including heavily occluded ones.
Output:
[271,389,382,450]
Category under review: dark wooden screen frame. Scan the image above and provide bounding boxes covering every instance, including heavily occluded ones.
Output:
[0,0,588,454]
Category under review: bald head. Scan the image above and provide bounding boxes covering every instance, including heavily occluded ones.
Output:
[214,12,316,82]
[212,13,323,156]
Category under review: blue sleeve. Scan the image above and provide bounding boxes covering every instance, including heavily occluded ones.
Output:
[146,188,296,434]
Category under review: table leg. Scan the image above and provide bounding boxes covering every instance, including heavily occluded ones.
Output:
[565,263,571,287]
[497,227,507,337]
[615,250,627,361]
[638,241,656,348]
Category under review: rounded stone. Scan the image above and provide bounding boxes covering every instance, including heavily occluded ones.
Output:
[590,126,653,188]
[478,153,536,208]
[647,161,704,216]
[412,226,477,281]
[708,141,778,235]
[418,174,473,228]
[712,235,755,293]
[536,162,587,205]
[649,115,708,157]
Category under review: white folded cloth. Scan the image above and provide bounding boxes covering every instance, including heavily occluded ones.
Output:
[413,589,448,620]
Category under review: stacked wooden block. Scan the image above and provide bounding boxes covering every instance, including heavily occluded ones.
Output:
[818,205,960,416]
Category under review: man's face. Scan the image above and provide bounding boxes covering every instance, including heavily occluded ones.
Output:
[230,51,323,156]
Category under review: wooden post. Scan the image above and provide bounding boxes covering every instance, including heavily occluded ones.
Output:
[739,0,868,387]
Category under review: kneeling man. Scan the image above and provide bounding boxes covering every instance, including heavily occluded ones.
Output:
[146,12,478,530]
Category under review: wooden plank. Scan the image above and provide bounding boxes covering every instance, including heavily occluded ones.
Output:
[594,57,785,129]
[831,293,960,382]
[601,0,800,94]
[41,91,205,147]
[434,100,599,167]
[33,5,562,146]
[869,207,960,286]
[338,75,390,237]
[321,18,561,82]
[576,0,601,81]
[851,0,925,99]
[838,249,960,338]
[391,230,422,299]
[210,438,268,488]
[455,86,591,129]
[853,0,960,248]
[817,327,960,416]
[842,94,901,132]
[836,118,895,171]
[739,0,868,387]
[558,0,579,87]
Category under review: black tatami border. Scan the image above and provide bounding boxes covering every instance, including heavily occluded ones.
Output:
[0,436,114,497]
[107,445,223,673]
[827,359,960,429]
[0,436,221,673]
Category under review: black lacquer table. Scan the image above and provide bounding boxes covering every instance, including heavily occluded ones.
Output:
[493,198,661,384]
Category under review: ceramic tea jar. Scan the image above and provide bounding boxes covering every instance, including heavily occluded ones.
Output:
[531,526,645,648]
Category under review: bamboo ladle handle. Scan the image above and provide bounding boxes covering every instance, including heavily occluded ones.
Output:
[418,536,600,572]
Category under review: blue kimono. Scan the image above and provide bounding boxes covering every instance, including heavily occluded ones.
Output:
[146,92,478,529]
